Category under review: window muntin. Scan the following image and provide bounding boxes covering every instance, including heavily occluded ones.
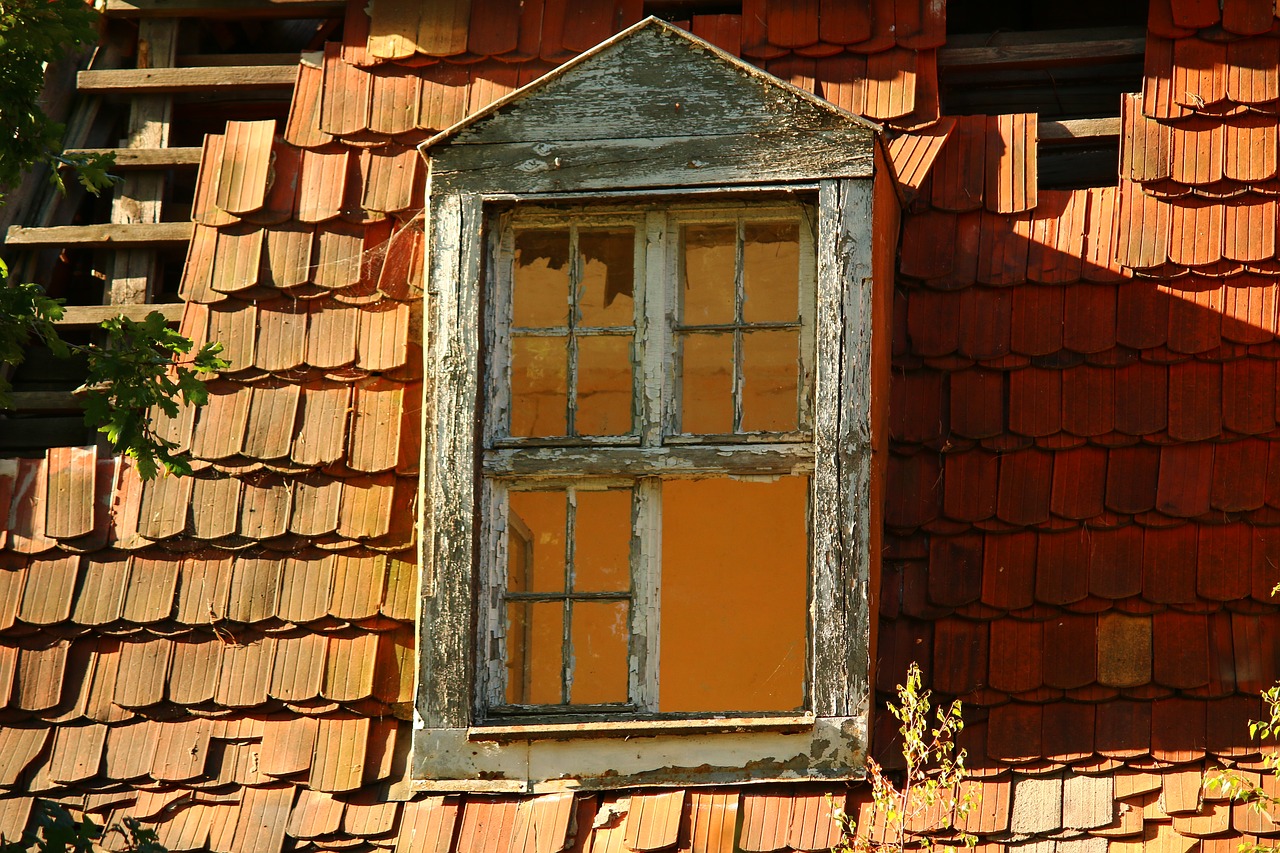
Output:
[484,202,816,721]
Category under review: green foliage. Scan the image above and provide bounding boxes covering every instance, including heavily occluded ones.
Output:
[0,0,119,200]
[0,260,228,479]
[0,800,166,852]
[833,662,976,853]
[1207,685,1280,852]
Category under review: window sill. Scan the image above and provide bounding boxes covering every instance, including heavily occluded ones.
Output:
[469,713,816,742]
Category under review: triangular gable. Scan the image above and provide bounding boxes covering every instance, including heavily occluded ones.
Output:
[423,17,880,194]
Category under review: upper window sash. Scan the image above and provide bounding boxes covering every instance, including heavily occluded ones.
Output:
[485,202,817,453]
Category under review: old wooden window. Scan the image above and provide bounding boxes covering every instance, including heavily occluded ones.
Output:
[479,203,816,721]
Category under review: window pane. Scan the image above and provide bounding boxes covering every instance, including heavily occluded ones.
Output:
[505,601,563,705]
[682,224,735,325]
[679,332,734,434]
[569,600,630,704]
[511,335,568,437]
[579,229,635,328]
[575,335,633,436]
[514,229,569,328]
[509,490,566,593]
[574,489,631,593]
[741,329,800,433]
[660,477,808,713]
[743,221,800,323]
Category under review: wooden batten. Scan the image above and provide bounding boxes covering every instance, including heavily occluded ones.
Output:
[77,65,298,93]
[104,0,343,17]
[63,148,202,168]
[4,222,194,248]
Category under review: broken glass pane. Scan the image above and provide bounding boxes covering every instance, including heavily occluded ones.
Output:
[578,229,635,328]
[569,600,630,704]
[682,224,736,325]
[511,335,568,437]
[514,229,570,328]
[679,332,734,434]
[659,476,808,713]
[575,335,633,436]
[741,329,800,433]
[743,221,800,323]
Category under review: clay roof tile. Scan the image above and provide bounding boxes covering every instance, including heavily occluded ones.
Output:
[150,718,212,781]
[336,474,396,540]
[168,636,220,705]
[949,368,1004,440]
[238,474,292,540]
[1096,699,1152,757]
[263,223,314,288]
[366,0,419,61]
[225,555,283,623]
[173,553,233,624]
[1028,190,1087,284]
[1151,697,1207,762]
[214,635,275,707]
[291,474,343,537]
[1089,526,1144,600]
[311,715,369,792]
[997,449,1053,526]
[1166,359,1222,441]
[103,719,157,780]
[1143,524,1200,605]
[622,790,683,851]
[1227,37,1280,104]
[943,450,998,523]
[46,723,106,784]
[313,221,365,289]
[958,285,1012,358]
[1036,529,1091,605]
[285,58,331,149]
[320,44,373,137]
[322,632,379,702]
[229,784,294,853]
[329,553,386,621]
[739,790,794,853]
[268,632,326,701]
[293,381,352,468]
[986,703,1043,763]
[188,471,240,537]
[1213,438,1269,511]
[417,63,471,133]
[394,796,459,853]
[113,636,171,708]
[1097,613,1153,689]
[930,617,987,695]
[17,554,77,626]
[259,716,319,778]
[1050,445,1107,519]
[296,149,347,224]
[190,382,251,461]
[121,555,179,623]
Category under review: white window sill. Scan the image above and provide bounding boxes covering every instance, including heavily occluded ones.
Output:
[469,713,816,742]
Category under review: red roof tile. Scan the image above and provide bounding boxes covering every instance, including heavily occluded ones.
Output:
[1143,524,1200,605]
[1157,443,1215,517]
[931,618,987,695]
[1089,526,1144,600]
[984,114,1037,215]
[986,703,1042,763]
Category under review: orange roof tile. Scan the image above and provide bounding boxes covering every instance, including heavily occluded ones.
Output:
[269,632,326,701]
[311,715,369,792]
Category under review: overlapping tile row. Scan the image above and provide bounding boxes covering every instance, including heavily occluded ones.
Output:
[291,0,942,153]
[890,144,1280,806]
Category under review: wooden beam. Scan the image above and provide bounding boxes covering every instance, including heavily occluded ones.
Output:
[938,37,1145,70]
[4,222,194,247]
[77,65,297,94]
[8,392,80,412]
[104,0,343,18]
[54,303,185,327]
[63,147,202,168]
[176,52,301,66]
[1038,117,1122,142]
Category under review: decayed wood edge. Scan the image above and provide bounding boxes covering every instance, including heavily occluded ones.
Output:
[810,178,874,719]
[104,0,343,18]
[63,147,202,168]
[54,303,184,326]
[631,478,661,711]
[77,65,298,93]
[419,191,484,730]
[8,392,81,411]
[937,36,1145,70]
[4,222,194,247]
[470,713,816,742]
[482,444,814,477]
[1038,117,1122,143]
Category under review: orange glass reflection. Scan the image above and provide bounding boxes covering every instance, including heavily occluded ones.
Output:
[660,477,808,713]
[743,221,800,323]
[682,224,736,325]
[741,329,800,432]
[576,335,633,436]
[514,229,569,328]
[511,335,567,436]
[574,489,631,593]
[579,229,635,328]
[508,490,566,593]
[569,600,630,704]
[505,600,563,705]
[680,332,734,434]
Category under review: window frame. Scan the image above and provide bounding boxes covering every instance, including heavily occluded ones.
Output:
[476,200,819,724]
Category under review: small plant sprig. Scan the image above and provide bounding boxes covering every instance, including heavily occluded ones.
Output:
[0,260,227,479]
[1207,684,1280,853]
[832,662,977,853]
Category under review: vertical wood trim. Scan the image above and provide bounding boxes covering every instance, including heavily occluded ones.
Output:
[477,480,507,714]
[420,190,484,728]
[630,477,662,711]
[641,211,666,447]
[796,208,818,432]
[811,178,874,718]
[109,18,177,305]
